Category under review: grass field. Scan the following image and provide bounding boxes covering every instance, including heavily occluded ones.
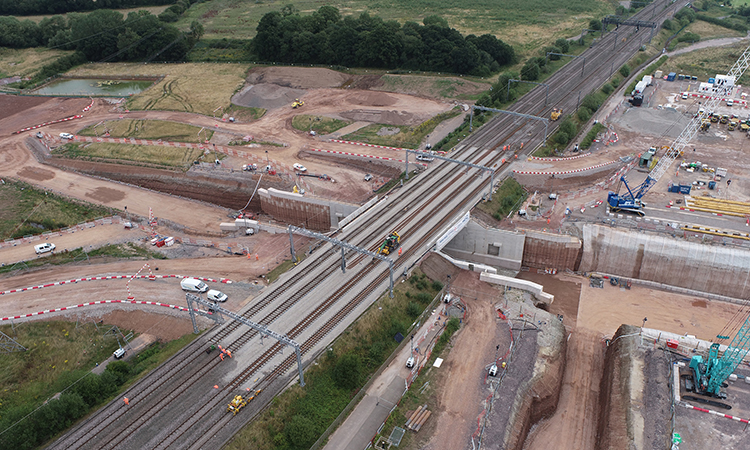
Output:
[225,103,266,121]
[343,109,460,148]
[0,180,110,240]
[0,242,166,275]
[177,0,615,54]
[79,119,213,142]
[0,321,127,411]
[11,5,171,23]
[0,47,74,79]
[378,74,490,100]
[66,63,249,116]
[291,115,351,134]
[662,42,750,85]
[53,142,205,169]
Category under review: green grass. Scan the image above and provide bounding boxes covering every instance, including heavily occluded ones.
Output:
[79,119,213,142]
[291,115,351,134]
[224,270,443,450]
[225,103,266,121]
[378,75,490,100]
[177,0,613,54]
[661,41,750,85]
[0,180,110,240]
[0,243,167,275]
[478,177,527,220]
[266,254,307,284]
[343,109,460,149]
[0,321,198,450]
[0,47,74,80]
[53,143,205,169]
[0,321,125,411]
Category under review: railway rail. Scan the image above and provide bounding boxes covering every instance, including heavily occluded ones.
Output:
[49,2,683,448]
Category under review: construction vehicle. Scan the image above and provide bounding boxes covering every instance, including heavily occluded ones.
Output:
[292,98,305,108]
[227,395,247,415]
[687,309,750,399]
[720,114,729,124]
[700,119,711,132]
[729,117,740,131]
[550,108,562,121]
[608,43,750,216]
[740,121,750,132]
[710,113,720,123]
[377,232,400,255]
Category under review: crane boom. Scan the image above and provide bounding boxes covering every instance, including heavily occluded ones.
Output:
[609,44,750,214]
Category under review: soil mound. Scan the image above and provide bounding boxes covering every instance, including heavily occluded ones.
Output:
[231,84,307,110]
[346,91,397,107]
[246,67,349,89]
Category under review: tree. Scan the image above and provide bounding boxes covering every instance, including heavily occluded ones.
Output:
[284,414,318,448]
[254,11,284,60]
[619,64,631,78]
[521,59,540,80]
[39,15,67,46]
[554,38,570,53]
[332,353,362,390]
[589,19,602,31]
[70,10,124,61]
[423,15,449,28]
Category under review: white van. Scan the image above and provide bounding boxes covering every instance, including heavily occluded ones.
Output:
[207,289,228,302]
[180,278,208,293]
[34,243,56,254]
[113,348,126,359]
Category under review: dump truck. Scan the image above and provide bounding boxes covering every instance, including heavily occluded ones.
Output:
[227,395,247,415]
[377,232,401,255]
[720,114,729,124]
[729,118,739,131]
[550,108,562,121]
[710,113,720,123]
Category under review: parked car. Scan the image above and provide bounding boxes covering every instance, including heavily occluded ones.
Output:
[406,356,415,368]
[681,92,689,100]
[34,243,56,254]
[59,132,74,140]
[488,363,498,377]
[35,132,44,139]
[113,348,126,359]
[293,163,307,172]
[207,289,228,302]
[180,278,208,293]
[416,153,434,162]
[364,174,373,182]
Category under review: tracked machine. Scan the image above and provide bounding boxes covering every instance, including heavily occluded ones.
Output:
[377,232,401,255]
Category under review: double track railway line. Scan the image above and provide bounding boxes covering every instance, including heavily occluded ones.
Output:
[50,2,682,448]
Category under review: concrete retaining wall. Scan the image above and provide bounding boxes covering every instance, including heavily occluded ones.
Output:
[435,251,497,274]
[521,230,582,271]
[258,188,358,230]
[480,272,554,304]
[442,219,525,271]
[580,224,750,299]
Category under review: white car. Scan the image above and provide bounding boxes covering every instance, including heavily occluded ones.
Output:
[416,153,434,162]
[406,356,415,368]
[364,174,373,182]
[34,243,56,254]
[488,363,498,377]
[293,163,307,172]
[207,289,228,302]
[681,92,689,100]
[113,348,126,359]
[59,133,74,140]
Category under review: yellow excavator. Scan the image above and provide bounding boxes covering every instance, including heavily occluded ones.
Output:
[551,108,562,121]
[292,98,305,108]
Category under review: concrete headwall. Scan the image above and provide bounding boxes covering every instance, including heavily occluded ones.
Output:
[259,188,359,231]
[521,230,582,271]
[480,272,555,304]
[442,219,525,271]
[580,224,750,299]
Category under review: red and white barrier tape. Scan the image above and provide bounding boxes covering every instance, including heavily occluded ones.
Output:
[512,160,616,175]
[14,115,84,134]
[0,274,232,297]
[309,148,427,166]
[0,299,189,322]
[682,402,750,423]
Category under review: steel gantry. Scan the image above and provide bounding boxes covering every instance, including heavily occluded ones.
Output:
[185,293,306,386]
[468,105,549,144]
[404,149,496,201]
[287,225,396,297]
[507,79,549,106]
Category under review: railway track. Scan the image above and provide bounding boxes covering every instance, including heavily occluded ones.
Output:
[49,3,683,448]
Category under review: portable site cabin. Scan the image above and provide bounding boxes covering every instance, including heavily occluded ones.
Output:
[667,72,676,81]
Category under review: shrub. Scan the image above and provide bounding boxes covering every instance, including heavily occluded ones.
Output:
[619,64,631,78]
[577,107,592,122]
[521,59,540,80]
[332,353,362,390]
[601,83,614,95]
[407,302,422,318]
[431,280,443,291]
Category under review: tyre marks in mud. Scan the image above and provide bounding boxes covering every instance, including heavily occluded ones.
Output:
[143,79,193,113]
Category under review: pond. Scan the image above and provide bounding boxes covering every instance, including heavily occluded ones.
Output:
[31,78,156,97]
